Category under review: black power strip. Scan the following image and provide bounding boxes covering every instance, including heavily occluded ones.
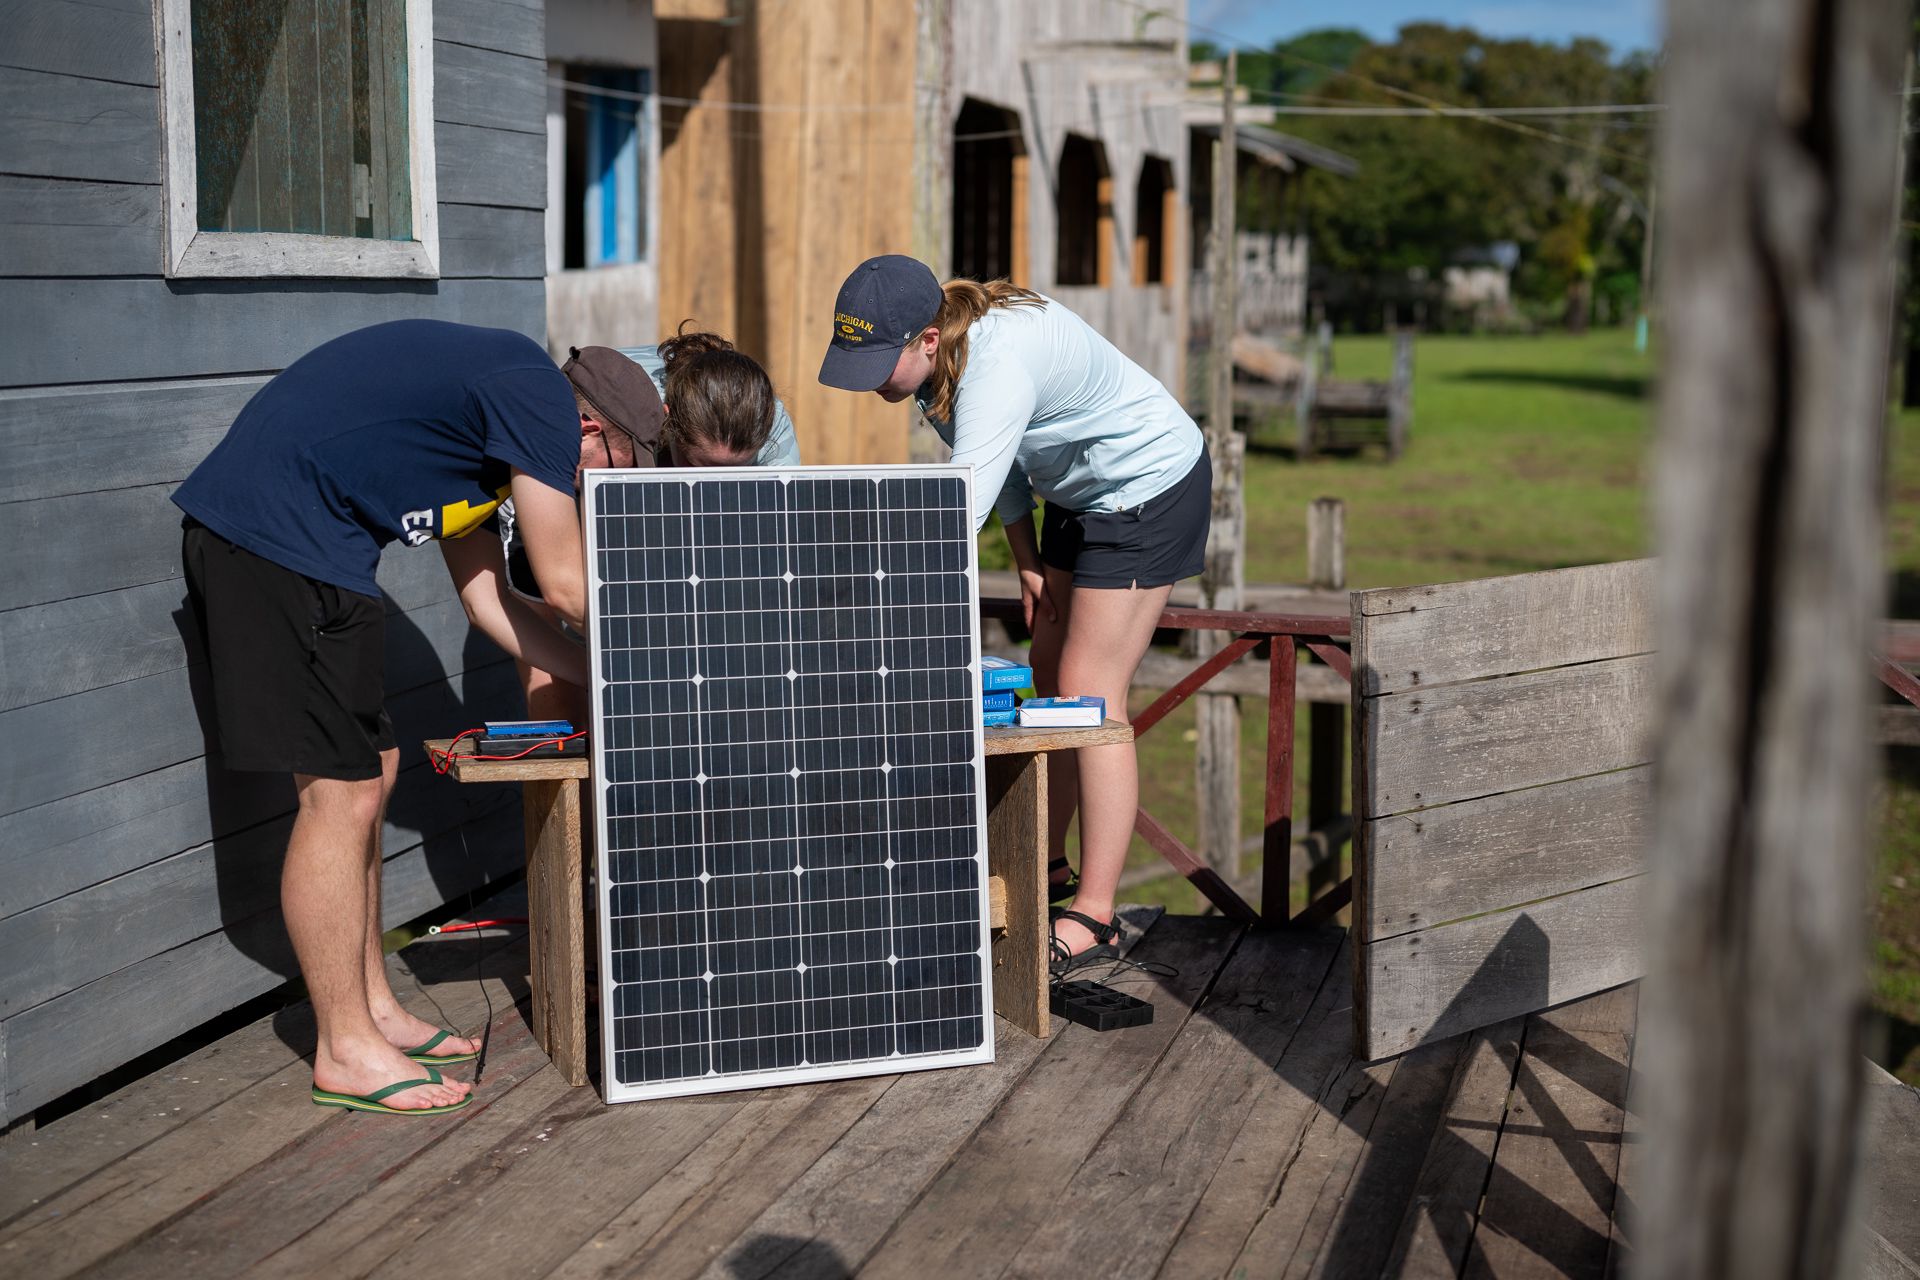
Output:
[1051,980,1153,1031]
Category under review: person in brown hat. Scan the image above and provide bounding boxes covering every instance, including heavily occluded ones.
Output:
[173,319,665,1116]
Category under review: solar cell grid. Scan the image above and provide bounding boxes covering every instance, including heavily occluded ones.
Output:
[587,468,993,1102]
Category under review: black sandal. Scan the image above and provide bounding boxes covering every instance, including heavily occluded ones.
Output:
[1049,909,1123,978]
[1046,856,1078,904]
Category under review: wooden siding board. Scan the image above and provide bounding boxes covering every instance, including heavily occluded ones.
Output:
[1357,876,1646,1061]
[0,484,184,613]
[0,277,545,388]
[435,0,545,60]
[436,121,546,208]
[0,376,266,505]
[434,41,545,136]
[0,578,203,714]
[0,820,520,1124]
[0,176,162,277]
[0,777,514,1018]
[1362,654,1657,818]
[0,580,485,752]
[1353,560,1656,696]
[0,544,465,715]
[1362,766,1651,943]
[0,655,521,821]
[0,66,160,184]
[0,581,501,913]
[0,0,156,87]
[438,202,546,278]
[0,761,292,921]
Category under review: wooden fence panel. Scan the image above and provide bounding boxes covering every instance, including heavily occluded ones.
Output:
[1355,559,1656,696]
[1359,876,1644,1060]
[1361,765,1650,944]
[1353,561,1654,1060]
[1362,653,1656,817]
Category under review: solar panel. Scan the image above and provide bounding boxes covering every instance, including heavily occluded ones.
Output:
[584,466,994,1102]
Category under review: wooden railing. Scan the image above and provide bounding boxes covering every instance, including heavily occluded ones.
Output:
[981,598,1353,929]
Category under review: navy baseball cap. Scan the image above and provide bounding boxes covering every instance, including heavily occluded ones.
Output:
[818,255,943,391]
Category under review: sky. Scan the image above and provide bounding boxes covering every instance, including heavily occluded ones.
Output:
[1189,0,1662,55]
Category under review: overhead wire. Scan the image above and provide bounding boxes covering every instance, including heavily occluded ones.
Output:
[545,6,1666,169]
[1094,0,1655,166]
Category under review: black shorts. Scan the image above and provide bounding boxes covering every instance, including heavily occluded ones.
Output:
[182,520,395,780]
[1039,450,1211,589]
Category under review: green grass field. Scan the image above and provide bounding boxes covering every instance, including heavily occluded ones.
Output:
[1002,327,1920,1084]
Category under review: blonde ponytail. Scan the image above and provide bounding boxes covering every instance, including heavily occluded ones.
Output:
[922,279,1045,422]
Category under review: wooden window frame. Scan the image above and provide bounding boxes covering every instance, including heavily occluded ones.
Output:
[154,0,441,279]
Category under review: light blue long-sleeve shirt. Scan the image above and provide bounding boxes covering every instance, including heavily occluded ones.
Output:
[913,297,1203,532]
[617,344,801,466]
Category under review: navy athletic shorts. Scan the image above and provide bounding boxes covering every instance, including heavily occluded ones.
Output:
[182,519,395,780]
[1038,450,1211,589]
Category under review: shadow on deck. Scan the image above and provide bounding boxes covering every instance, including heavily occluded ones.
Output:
[2,897,1915,1279]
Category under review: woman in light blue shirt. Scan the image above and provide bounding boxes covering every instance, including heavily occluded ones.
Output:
[820,255,1210,975]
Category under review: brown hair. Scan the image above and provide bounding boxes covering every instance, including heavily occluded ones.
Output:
[922,279,1046,422]
[658,323,777,459]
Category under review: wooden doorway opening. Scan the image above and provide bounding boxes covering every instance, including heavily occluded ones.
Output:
[1134,154,1175,285]
[1056,133,1113,287]
[953,98,1028,285]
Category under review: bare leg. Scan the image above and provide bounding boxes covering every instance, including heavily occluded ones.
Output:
[1049,578,1175,956]
[1026,567,1077,886]
[291,769,469,1108]
[520,657,590,726]
[357,748,481,1059]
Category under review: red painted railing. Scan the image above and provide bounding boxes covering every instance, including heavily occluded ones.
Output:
[981,599,1353,928]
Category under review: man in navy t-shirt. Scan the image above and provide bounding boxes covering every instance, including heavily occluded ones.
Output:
[174,319,663,1117]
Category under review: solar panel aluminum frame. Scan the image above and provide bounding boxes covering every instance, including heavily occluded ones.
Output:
[584,465,995,1103]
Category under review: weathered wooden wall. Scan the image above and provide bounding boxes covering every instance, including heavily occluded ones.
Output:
[1350,560,1655,1061]
[943,1,1189,390]
[0,0,548,1125]
[655,0,919,465]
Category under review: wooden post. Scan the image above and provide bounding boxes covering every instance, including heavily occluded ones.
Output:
[1294,335,1319,459]
[1195,51,1243,881]
[1637,2,1903,1276]
[1304,497,1346,904]
[1387,329,1412,460]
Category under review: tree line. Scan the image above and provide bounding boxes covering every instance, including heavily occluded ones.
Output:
[1195,25,1657,332]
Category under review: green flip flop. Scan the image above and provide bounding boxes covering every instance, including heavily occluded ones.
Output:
[311,1065,471,1116]
[401,1029,480,1064]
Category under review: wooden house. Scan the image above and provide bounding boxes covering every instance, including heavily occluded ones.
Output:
[0,0,548,1129]
[0,0,1200,1134]
[651,0,1194,462]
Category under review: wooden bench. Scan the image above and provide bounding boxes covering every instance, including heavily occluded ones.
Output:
[1348,559,1654,1059]
[423,739,594,1083]
[426,719,1134,1087]
[1294,329,1413,460]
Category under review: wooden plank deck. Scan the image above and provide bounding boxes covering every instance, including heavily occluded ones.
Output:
[3,896,1916,1279]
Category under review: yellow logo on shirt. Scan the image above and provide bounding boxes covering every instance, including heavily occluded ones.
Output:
[441,482,515,540]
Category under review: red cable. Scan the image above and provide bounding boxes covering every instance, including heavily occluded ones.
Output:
[428,918,529,935]
[430,728,587,773]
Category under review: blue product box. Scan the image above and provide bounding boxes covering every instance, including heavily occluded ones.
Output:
[981,691,1016,711]
[981,655,1034,691]
[982,708,1018,727]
